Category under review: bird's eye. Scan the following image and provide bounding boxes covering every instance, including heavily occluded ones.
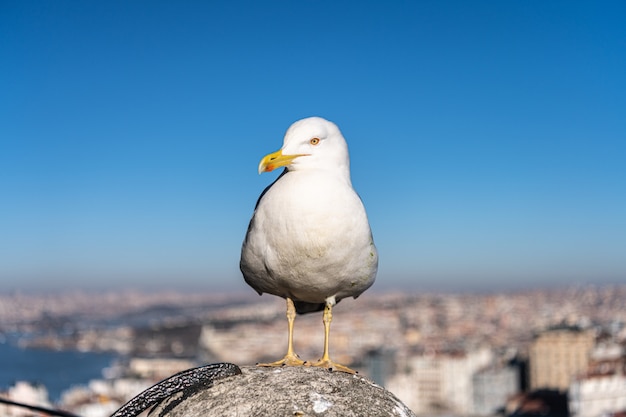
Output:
[310,137,320,145]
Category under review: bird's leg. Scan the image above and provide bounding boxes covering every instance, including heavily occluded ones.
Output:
[257,297,305,367]
[284,297,299,361]
[309,297,356,374]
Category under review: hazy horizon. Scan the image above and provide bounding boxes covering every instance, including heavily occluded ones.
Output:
[0,278,623,296]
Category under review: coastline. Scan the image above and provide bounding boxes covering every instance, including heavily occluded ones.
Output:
[0,340,117,403]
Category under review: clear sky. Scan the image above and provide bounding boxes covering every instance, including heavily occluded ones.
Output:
[1,1,625,293]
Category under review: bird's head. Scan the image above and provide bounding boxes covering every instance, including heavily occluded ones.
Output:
[258,117,350,176]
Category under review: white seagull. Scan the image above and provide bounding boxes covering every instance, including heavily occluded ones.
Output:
[240,117,378,373]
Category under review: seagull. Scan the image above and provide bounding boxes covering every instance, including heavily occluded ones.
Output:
[240,117,378,373]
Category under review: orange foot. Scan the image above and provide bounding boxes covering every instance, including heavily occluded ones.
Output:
[257,353,306,367]
[308,358,356,374]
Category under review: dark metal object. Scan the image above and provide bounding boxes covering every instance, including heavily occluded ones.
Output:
[111,363,241,417]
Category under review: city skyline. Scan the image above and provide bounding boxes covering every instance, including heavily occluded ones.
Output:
[1,1,625,291]
[1,284,625,416]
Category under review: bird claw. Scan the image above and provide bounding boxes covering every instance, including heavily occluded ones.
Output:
[257,353,306,368]
[307,358,356,374]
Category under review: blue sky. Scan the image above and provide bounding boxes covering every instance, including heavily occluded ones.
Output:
[1,1,625,292]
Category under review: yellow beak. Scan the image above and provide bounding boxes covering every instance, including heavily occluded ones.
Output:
[258,150,308,174]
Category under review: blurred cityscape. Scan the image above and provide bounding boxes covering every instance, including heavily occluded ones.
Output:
[0,284,625,417]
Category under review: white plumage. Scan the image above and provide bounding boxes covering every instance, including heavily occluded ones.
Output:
[240,117,377,372]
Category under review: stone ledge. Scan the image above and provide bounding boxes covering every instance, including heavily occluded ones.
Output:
[154,365,416,417]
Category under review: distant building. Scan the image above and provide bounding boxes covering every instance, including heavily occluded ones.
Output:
[0,381,51,417]
[127,357,196,380]
[386,347,493,414]
[473,365,520,415]
[60,377,152,417]
[360,348,396,386]
[508,389,570,417]
[569,356,626,417]
[529,326,595,391]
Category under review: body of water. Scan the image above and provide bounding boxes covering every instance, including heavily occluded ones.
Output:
[0,341,117,403]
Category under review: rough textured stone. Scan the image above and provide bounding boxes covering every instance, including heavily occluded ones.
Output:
[154,365,416,417]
